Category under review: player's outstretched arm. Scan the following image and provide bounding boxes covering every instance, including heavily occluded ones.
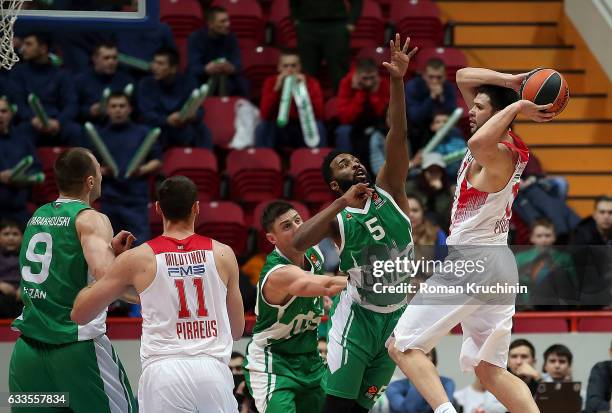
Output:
[214,241,245,340]
[376,34,417,197]
[456,67,526,110]
[292,183,373,250]
[267,266,348,298]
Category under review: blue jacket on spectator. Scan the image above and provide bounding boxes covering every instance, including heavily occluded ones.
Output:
[75,69,135,121]
[10,61,78,125]
[117,22,176,63]
[0,123,42,225]
[387,376,455,413]
[137,73,211,148]
[405,76,457,126]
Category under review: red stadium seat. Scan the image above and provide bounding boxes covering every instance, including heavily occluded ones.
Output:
[251,200,311,253]
[241,46,281,100]
[289,148,335,207]
[390,0,444,49]
[160,0,204,39]
[196,200,248,256]
[31,147,65,205]
[211,0,266,44]
[512,317,569,333]
[148,203,163,237]
[415,47,468,84]
[577,317,612,332]
[203,96,241,148]
[269,0,296,48]
[162,148,219,201]
[351,0,385,50]
[226,148,284,204]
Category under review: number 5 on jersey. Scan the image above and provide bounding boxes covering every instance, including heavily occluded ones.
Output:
[174,278,208,318]
[365,217,386,241]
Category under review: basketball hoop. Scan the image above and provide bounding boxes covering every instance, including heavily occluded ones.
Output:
[0,0,26,70]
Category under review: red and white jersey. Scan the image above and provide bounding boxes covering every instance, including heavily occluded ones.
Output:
[447,131,529,245]
[140,234,233,368]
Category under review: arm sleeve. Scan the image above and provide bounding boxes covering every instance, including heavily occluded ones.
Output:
[259,76,281,121]
[58,72,78,124]
[586,362,612,413]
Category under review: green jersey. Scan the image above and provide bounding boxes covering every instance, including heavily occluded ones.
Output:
[337,186,413,313]
[12,199,106,344]
[245,246,325,376]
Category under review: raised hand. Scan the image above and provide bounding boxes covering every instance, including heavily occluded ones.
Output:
[382,33,418,78]
[341,183,374,208]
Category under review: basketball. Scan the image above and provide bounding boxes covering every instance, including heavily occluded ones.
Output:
[519,68,570,115]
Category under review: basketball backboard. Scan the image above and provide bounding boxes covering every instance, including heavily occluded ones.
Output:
[14,0,159,30]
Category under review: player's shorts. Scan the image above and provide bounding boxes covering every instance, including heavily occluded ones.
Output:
[9,334,136,413]
[244,352,325,413]
[393,245,518,372]
[138,355,238,413]
[324,290,405,410]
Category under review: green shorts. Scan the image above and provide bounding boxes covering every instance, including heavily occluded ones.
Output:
[323,293,404,410]
[9,335,136,413]
[244,351,325,413]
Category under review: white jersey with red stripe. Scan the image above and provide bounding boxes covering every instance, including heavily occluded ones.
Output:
[446,130,529,245]
[139,234,233,368]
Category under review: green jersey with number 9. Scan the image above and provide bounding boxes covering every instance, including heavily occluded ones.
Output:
[337,186,413,313]
[12,199,106,344]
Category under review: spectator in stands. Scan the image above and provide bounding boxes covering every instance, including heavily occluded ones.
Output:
[10,33,81,147]
[386,348,454,413]
[56,32,114,74]
[138,47,212,148]
[0,219,23,318]
[75,41,135,123]
[405,58,457,153]
[508,338,541,395]
[0,68,15,102]
[318,337,328,363]
[406,195,447,264]
[572,196,612,245]
[291,0,361,90]
[406,152,453,232]
[585,340,612,413]
[95,92,162,245]
[231,351,256,413]
[187,6,247,96]
[541,344,574,382]
[410,110,467,178]
[116,21,176,78]
[453,376,506,413]
[256,49,326,149]
[515,218,579,309]
[0,97,42,226]
[336,58,389,173]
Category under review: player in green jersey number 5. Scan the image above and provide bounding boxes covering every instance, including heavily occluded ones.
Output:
[293,34,418,412]
[244,201,347,413]
[9,148,138,413]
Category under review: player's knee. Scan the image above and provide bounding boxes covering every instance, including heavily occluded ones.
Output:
[474,361,500,389]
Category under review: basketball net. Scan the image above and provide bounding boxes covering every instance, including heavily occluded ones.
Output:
[0,0,26,70]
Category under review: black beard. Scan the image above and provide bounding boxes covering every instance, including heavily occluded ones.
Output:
[336,173,372,193]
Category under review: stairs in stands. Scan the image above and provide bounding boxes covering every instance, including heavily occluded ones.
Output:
[435,0,612,217]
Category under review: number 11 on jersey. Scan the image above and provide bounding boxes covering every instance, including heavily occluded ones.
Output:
[174,278,208,318]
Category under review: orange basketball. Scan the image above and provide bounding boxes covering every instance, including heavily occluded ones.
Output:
[520,68,570,115]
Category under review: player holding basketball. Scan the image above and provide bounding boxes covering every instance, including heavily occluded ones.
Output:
[243,201,347,413]
[9,147,137,412]
[71,176,245,413]
[388,68,555,413]
[292,34,417,413]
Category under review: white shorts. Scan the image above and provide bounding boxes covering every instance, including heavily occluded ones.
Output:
[393,246,517,372]
[138,356,238,413]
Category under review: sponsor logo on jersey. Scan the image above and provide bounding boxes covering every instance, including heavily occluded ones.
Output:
[168,264,206,277]
[309,253,322,271]
[372,192,386,209]
[346,213,352,220]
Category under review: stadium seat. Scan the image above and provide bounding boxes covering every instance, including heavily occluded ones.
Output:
[351,0,385,50]
[512,317,570,333]
[31,147,65,205]
[160,0,204,39]
[289,148,335,207]
[203,96,241,148]
[577,317,612,332]
[269,0,296,48]
[162,148,219,201]
[251,200,311,254]
[148,203,163,237]
[196,200,248,256]
[241,46,281,100]
[355,45,394,77]
[415,47,468,83]
[226,148,284,204]
[390,0,444,49]
[211,0,266,44]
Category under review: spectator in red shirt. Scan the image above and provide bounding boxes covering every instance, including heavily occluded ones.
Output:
[335,58,389,173]
[255,49,326,149]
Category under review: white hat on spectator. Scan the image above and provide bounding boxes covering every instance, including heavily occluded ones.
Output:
[422,152,446,170]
